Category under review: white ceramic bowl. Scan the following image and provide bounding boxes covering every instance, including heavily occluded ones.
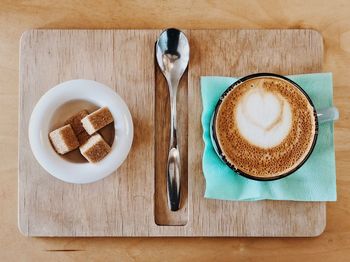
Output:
[28,79,133,184]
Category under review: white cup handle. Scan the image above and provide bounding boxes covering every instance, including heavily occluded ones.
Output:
[317,106,339,124]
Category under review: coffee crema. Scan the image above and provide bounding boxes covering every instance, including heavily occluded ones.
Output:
[214,77,317,178]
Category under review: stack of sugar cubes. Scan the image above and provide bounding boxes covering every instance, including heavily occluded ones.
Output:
[49,107,114,163]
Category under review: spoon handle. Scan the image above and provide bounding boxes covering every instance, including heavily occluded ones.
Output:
[167,78,181,211]
[167,147,181,211]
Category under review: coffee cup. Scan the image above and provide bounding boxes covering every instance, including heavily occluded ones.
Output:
[210,73,338,181]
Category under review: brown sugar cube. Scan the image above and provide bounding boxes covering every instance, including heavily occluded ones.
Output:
[49,124,79,154]
[79,133,111,163]
[64,109,89,135]
[77,130,91,146]
[81,107,113,135]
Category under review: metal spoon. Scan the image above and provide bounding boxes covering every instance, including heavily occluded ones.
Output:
[156,28,190,211]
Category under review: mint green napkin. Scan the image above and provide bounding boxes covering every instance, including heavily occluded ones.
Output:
[201,73,336,201]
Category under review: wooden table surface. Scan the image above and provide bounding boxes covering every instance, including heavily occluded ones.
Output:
[1,0,349,261]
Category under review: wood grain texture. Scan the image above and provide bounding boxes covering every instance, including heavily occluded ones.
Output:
[19,30,159,236]
[1,0,350,261]
[19,29,324,237]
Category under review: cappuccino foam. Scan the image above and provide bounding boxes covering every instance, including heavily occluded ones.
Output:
[215,77,316,178]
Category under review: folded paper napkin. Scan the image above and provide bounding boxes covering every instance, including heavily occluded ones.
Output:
[201,73,336,201]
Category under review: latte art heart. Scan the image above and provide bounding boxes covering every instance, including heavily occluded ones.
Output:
[236,88,292,148]
[214,76,316,178]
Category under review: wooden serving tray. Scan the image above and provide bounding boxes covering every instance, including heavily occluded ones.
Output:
[19,29,325,236]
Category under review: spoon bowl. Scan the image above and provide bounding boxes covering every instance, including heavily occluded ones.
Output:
[156,29,190,83]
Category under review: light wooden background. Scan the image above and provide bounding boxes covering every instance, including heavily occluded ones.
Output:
[1,0,350,261]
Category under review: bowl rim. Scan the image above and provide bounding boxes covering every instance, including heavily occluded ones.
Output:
[28,79,134,184]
